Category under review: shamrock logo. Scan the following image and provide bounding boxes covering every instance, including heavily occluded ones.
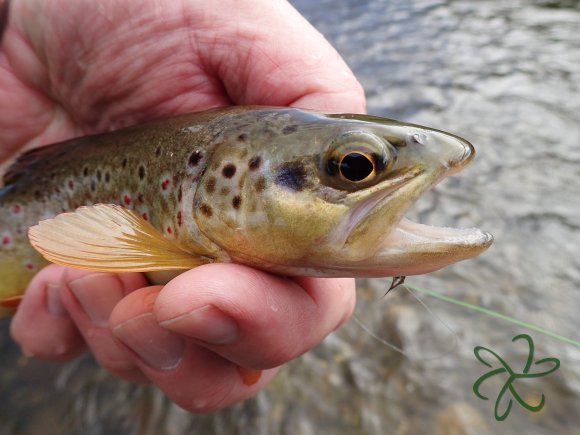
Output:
[473,333,560,421]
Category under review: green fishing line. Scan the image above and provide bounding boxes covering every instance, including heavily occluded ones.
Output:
[405,283,580,348]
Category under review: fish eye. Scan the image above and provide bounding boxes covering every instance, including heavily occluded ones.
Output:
[339,152,376,182]
[324,131,396,190]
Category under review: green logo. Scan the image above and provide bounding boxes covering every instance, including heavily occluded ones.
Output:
[473,333,560,421]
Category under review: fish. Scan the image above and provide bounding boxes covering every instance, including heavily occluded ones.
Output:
[0,106,493,317]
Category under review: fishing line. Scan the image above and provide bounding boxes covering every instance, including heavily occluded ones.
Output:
[405,283,580,348]
[352,314,406,354]
[352,279,460,359]
[401,283,460,354]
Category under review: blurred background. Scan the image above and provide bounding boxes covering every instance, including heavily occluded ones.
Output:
[1,0,579,434]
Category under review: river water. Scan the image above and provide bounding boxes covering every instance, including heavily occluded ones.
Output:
[1,1,579,434]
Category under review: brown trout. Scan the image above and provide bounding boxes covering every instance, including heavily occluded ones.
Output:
[0,107,492,317]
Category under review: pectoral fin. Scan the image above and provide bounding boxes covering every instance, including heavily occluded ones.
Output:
[28,204,211,272]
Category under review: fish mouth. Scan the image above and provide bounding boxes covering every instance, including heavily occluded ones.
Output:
[371,217,494,276]
[337,136,493,277]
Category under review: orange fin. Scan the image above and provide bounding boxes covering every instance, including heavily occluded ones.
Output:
[28,204,211,273]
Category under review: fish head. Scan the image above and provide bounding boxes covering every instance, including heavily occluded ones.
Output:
[194,109,492,277]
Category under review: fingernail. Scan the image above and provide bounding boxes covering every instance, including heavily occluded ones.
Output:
[160,305,239,345]
[113,313,184,370]
[46,283,67,317]
[69,274,124,327]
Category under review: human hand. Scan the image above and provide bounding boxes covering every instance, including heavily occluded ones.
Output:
[3,0,363,412]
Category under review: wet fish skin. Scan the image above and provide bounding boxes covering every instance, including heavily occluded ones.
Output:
[0,106,492,316]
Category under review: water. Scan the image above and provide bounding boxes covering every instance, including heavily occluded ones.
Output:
[1,1,579,433]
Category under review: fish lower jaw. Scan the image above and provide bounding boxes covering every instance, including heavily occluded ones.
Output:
[371,218,493,276]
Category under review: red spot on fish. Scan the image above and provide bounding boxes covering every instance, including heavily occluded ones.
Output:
[166,226,173,234]
[12,205,21,214]
[123,195,132,205]
[177,211,183,226]
[68,180,74,189]
[2,236,10,245]
[142,212,148,221]
[161,179,171,190]
[25,262,34,270]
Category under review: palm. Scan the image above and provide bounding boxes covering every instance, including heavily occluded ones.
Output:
[1,0,362,163]
[1,1,235,160]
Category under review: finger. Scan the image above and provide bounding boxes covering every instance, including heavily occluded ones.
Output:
[58,268,150,383]
[200,0,366,113]
[10,264,85,360]
[109,285,279,413]
[154,264,356,369]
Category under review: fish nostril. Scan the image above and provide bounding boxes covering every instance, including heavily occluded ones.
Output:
[412,133,427,145]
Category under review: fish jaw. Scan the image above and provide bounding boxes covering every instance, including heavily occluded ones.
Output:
[365,218,494,276]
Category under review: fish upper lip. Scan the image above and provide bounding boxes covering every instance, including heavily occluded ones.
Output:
[449,138,475,171]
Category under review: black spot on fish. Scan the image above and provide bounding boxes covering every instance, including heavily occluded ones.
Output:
[96,170,102,182]
[178,187,183,202]
[237,133,249,142]
[200,203,213,217]
[105,172,111,183]
[34,190,42,200]
[255,177,266,192]
[206,177,216,193]
[248,156,261,171]
[282,125,298,135]
[138,165,145,180]
[90,180,96,192]
[83,167,89,177]
[222,164,236,178]
[232,195,242,209]
[122,158,128,168]
[275,161,309,191]
[138,193,144,203]
[155,146,161,157]
[189,150,202,166]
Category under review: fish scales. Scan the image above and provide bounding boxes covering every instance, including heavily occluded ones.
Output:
[0,106,493,317]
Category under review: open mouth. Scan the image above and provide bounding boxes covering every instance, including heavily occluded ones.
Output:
[337,136,493,276]
[366,170,493,275]
[378,217,493,257]
[370,214,493,276]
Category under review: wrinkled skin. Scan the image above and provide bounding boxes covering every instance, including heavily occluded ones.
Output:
[0,0,364,412]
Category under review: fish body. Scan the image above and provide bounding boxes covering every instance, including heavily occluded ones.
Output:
[0,107,492,316]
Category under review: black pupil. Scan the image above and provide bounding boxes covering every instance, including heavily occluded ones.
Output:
[340,152,374,181]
